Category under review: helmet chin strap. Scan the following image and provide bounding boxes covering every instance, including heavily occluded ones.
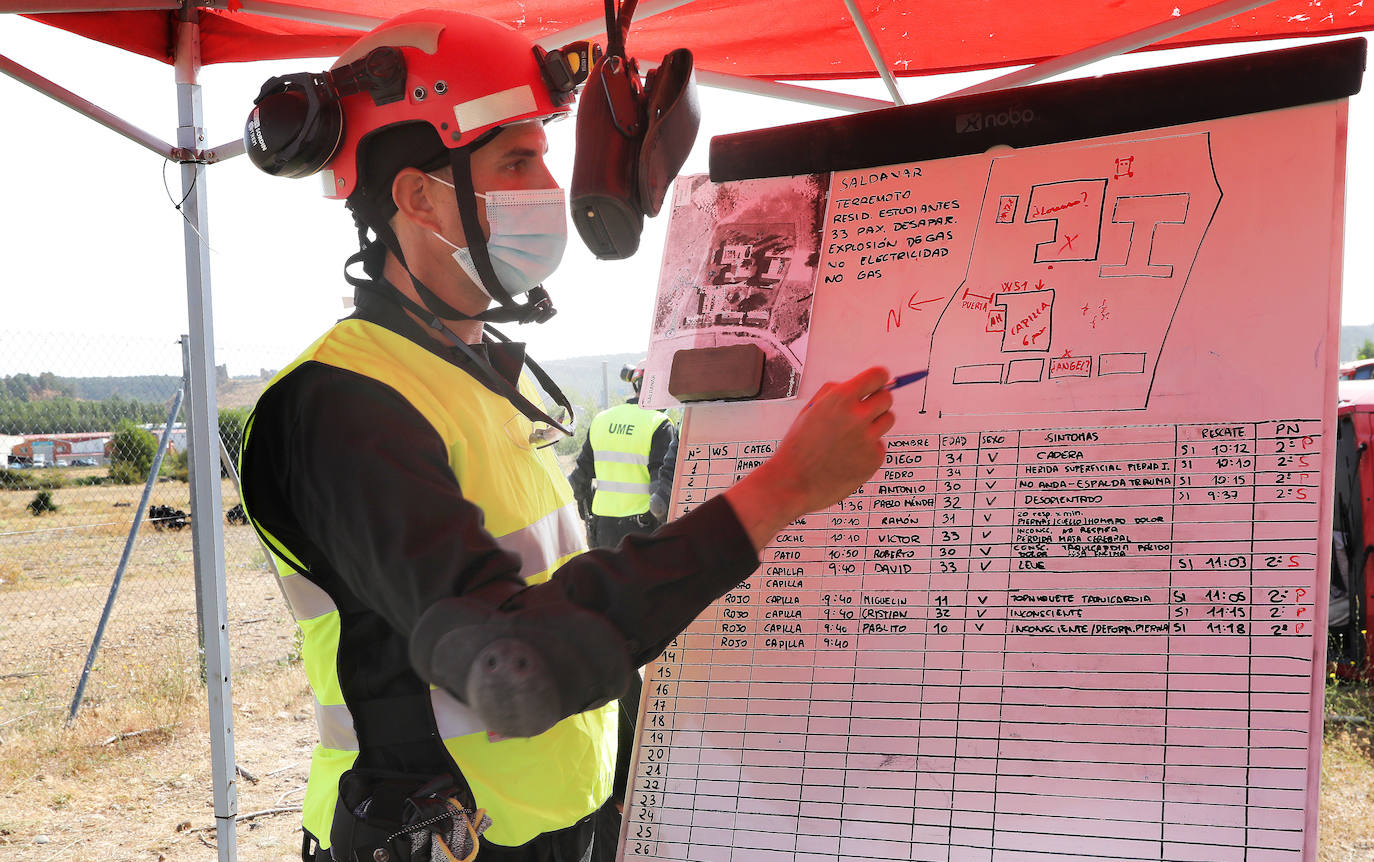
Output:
[443,145,557,325]
[366,222,556,328]
[356,141,558,328]
[337,134,572,433]
[344,229,575,439]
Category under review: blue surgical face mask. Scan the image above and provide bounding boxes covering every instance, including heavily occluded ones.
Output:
[429,175,568,298]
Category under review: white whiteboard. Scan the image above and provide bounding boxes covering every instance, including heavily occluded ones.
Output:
[618,86,1349,862]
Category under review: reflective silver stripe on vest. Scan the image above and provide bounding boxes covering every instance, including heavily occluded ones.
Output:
[432,689,487,739]
[595,480,653,495]
[315,690,487,751]
[316,700,358,750]
[591,450,650,466]
[307,507,583,753]
[280,571,337,621]
[494,503,587,581]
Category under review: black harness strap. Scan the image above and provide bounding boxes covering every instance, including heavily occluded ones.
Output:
[448,145,557,325]
[344,259,574,439]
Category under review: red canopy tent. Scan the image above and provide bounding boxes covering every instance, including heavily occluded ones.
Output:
[1,1,1368,858]
[20,0,1374,75]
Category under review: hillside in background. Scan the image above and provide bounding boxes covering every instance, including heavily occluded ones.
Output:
[9,350,642,412]
[213,353,643,412]
[18,327,1374,414]
[1340,323,1374,360]
[60,375,181,402]
[542,353,642,408]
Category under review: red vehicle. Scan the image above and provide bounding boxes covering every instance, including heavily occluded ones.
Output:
[1338,357,1374,381]
[1331,379,1374,678]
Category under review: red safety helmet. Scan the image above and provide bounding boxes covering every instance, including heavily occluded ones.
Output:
[246,9,595,200]
[322,9,574,200]
[245,8,598,325]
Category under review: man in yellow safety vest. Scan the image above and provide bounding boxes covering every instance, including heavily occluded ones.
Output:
[568,362,677,550]
[237,10,895,861]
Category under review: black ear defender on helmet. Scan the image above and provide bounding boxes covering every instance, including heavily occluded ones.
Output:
[570,0,700,260]
[244,47,407,179]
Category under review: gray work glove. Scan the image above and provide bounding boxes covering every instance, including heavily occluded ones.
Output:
[648,493,668,521]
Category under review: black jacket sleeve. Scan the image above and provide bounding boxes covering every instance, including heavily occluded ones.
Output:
[646,418,678,507]
[241,363,757,725]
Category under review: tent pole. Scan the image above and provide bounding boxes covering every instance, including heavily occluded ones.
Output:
[537,0,700,44]
[175,9,238,862]
[695,69,891,111]
[199,137,246,163]
[230,0,379,31]
[234,0,702,42]
[0,52,179,158]
[942,0,1281,98]
[0,0,180,11]
[839,0,903,105]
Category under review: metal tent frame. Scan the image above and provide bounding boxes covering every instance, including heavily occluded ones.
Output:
[0,0,1302,857]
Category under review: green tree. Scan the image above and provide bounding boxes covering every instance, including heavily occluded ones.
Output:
[108,420,158,485]
[218,407,250,455]
[162,448,190,483]
[0,395,164,435]
[1358,339,1374,360]
[553,397,600,458]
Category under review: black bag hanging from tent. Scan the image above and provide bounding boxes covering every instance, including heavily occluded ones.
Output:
[570,0,701,260]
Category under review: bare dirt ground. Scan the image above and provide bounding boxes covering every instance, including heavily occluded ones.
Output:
[1,480,1372,861]
[1,475,311,860]
[3,678,1371,861]
[1321,718,1374,862]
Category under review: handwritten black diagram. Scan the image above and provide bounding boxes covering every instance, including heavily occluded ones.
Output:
[922,133,1221,415]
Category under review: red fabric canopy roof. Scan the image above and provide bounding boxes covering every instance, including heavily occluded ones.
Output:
[27,0,1374,78]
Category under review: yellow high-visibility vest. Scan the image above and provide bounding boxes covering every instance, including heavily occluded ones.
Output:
[240,319,615,849]
[588,402,669,517]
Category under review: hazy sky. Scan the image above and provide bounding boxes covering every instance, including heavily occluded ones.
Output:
[0,15,1370,378]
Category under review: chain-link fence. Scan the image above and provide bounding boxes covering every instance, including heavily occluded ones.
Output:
[0,331,300,735]
[0,332,640,857]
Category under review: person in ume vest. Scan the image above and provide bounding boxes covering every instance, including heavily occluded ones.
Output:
[237,10,895,862]
[566,360,676,811]
[568,361,678,550]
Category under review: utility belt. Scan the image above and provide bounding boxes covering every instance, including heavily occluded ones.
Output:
[589,512,657,529]
[329,769,488,862]
[587,512,659,552]
[309,693,487,862]
[309,794,610,862]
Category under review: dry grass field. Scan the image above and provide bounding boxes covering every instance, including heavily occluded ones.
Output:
[0,477,1371,861]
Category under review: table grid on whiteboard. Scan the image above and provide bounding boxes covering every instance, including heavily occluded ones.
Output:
[624,421,1321,862]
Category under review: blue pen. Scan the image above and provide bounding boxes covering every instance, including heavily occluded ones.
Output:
[884,369,929,391]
